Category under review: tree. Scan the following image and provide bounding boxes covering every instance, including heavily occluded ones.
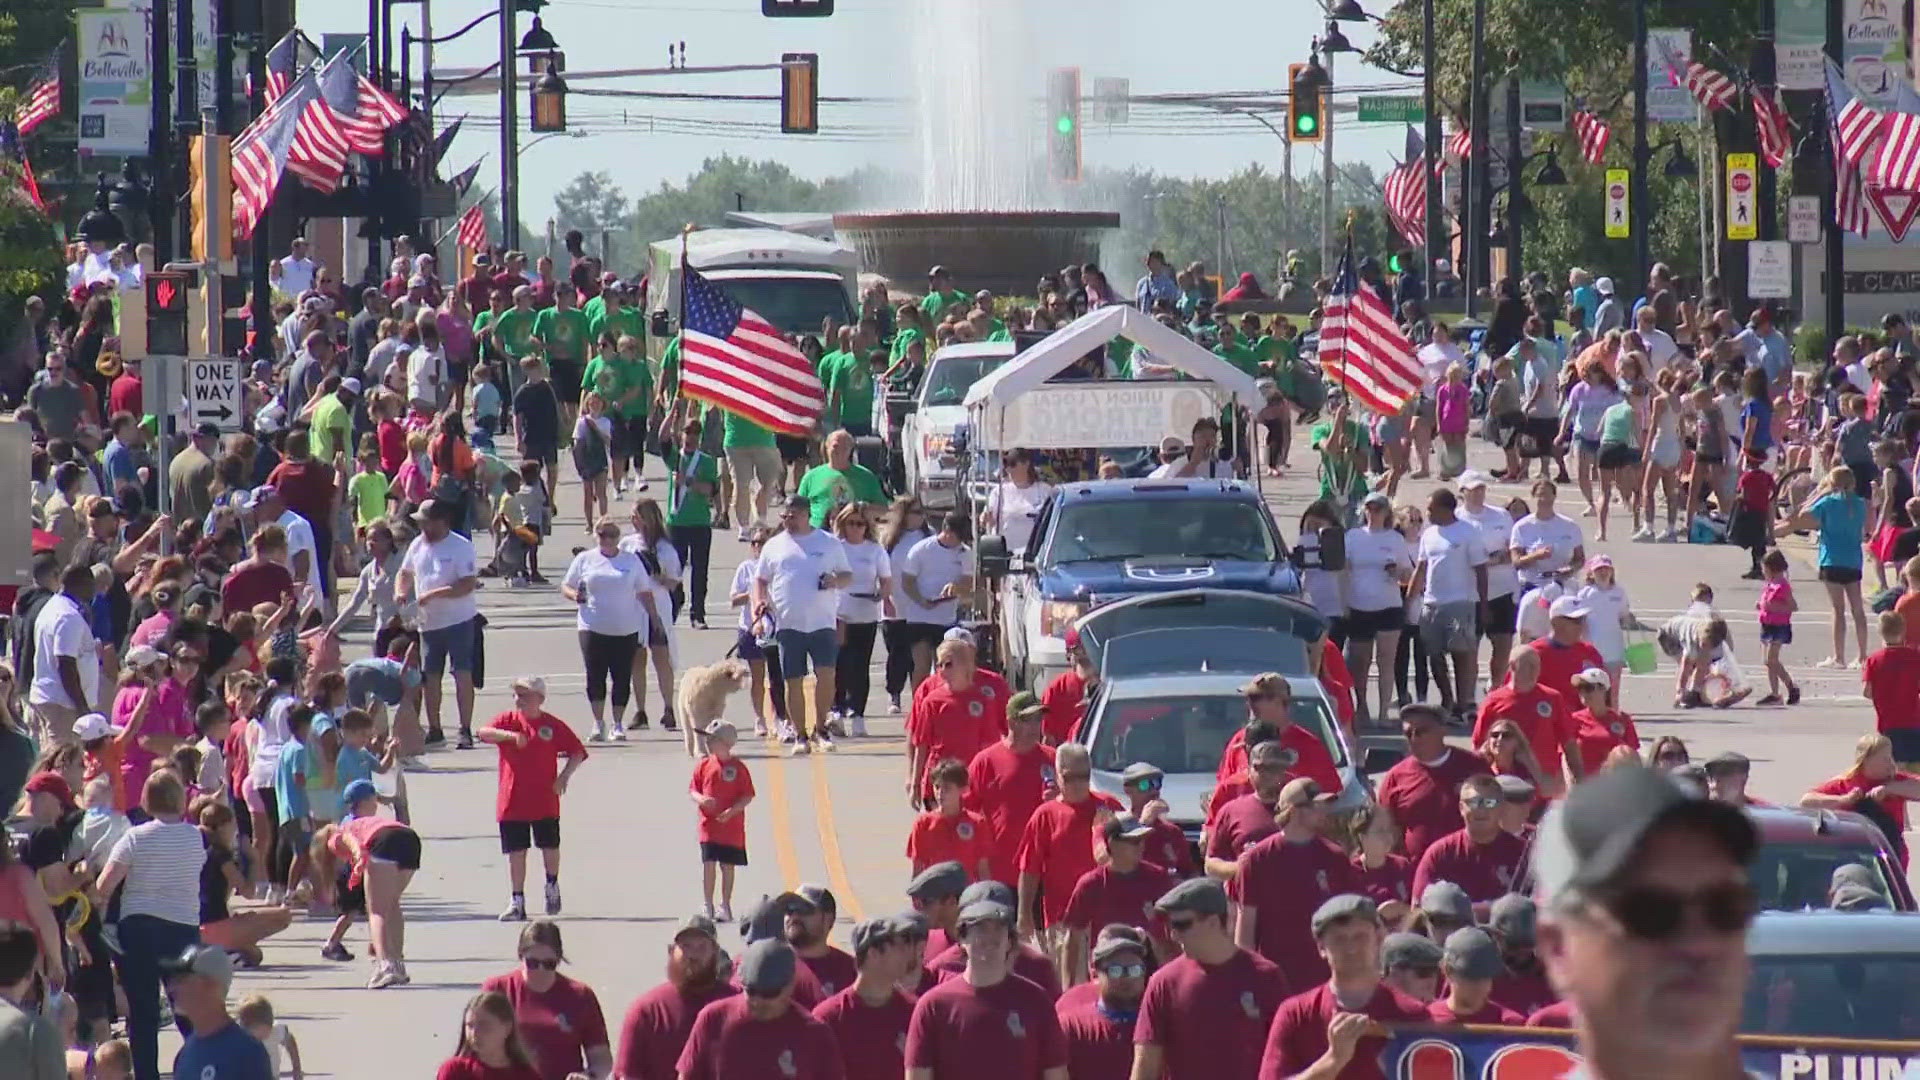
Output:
[550,170,630,244]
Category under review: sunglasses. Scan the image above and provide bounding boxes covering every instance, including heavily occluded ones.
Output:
[1487,730,1515,740]
[1129,777,1163,792]
[523,957,560,971]
[1100,961,1147,979]
[1598,882,1756,941]
[1462,796,1502,811]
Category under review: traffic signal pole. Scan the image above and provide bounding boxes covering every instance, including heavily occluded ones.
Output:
[1321,50,1336,274]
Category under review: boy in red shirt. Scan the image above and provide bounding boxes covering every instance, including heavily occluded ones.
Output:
[477,675,588,923]
[1863,611,1920,767]
[906,757,992,879]
[689,720,755,922]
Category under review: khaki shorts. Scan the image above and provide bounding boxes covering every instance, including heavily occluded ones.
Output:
[727,445,782,492]
[30,700,82,745]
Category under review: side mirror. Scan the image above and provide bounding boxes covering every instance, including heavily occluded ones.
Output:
[978,534,1011,578]
[1361,746,1405,777]
[1315,526,1346,572]
[649,310,672,338]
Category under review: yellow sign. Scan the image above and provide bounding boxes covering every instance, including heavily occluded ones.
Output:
[1604,169,1630,239]
[1726,152,1758,241]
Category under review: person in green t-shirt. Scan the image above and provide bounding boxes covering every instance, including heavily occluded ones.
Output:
[919,267,970,324]
[488,287,540,393]
[794,430,886,528]
[584,333,657,494]
[586,287,644,358]
[660,414,722,627]
[828,349,884,438]
[531,283,591,413]
[347,445,393,528]
[1213,324,1262,380]
[1309,401,1370,522]
[307,380,354,465]
[723,407,780,538]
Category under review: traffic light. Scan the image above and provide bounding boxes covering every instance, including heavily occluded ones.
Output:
[146,271,191,357]
[1048,67,1081,183]
[763,0,832,15]
[187,135,233,265]
[780,52,818,134]
[1289,61,1325,144]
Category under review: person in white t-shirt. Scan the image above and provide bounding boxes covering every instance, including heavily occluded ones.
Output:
[1457,472,1522,686]
[1632,306,1680,372]
[406,318,449,415]
[1342,491,1415,725]
[1408,488,1489,719]
[981,449,1054,555]
[28,564,100,741]
[1510,479,1587,593]
[829,505,892,737]
[1415,327,1465,477]
[278,238,317,297]
[753,496,852,755]
[895,511,972,692]
[562,517,661,741]
[249,485,318,600]
[729,528,778,737]
[396,499,481,748]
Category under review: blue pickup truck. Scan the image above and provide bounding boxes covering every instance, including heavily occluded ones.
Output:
[978,478,1334,691]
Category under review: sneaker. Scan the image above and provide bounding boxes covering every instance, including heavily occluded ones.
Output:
[1815,656,1845,669]
[850,715,869,738]
[368,961,403,990]
[786,739,811,757]
[1788,685,1802,705]
[544,882,563,916]
[1755,693,1783,706]
[716,902,733,923]
[690,615,709,630]
[508,576,530,589]
[499,898,527,922]
[737,526,753,541]
[423,729,447,746]
[455,731,475,750]
[609,724,628,742]
[589,729,607,743]
[704,900,716,919]
[1632,526,1656,541]
[813,732,835,753]
[265,884,284,906]
[321,943,354,962]
[400,755,431,772]
[753,718,769,737]
[1741,569,1765,580]
[888,695,902,716]
[1658,528,1680,542]
[391,961,411,986]
[628,711,651,731]
[776,721,799,743]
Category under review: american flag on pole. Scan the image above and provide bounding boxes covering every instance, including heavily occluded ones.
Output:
[1317,239,1422,417]
[13,47,60,136]
[1382,126,1425,249]
[343,62,408,156]
[285,49,358,192]
[1570,109,1611,163]
[232,74,319,239]
[456,203,487,252]
[1751,88,1792,169]
[1825,62,1874,237]
[449,157,484,197]
[1656,39,1735,113]
[1870,78,1920,195]
[261,32,318,105]
[679,267,824,436]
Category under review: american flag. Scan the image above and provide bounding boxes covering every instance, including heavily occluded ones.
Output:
[342,68,408,156]
[232,74,319,239]
[427,116,463,168]
[14,47,61,136]
[1657,39,1735,113]
[262,31,318,105]
[15,154,42,210]
[448,157,484,197]
[1317,240,1421,416]
[1571,109,1611,163]
[286,49,358,192]
[1871,78,1920,195]
[1826,61,1873,236]
[679,267,824,436]
[1382,126,1425,249]
[1751,89,1791,169]
[456,203,487,251]
[1446,123,1472,160]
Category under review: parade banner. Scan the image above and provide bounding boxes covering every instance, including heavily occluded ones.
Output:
[981,382,1220,451]
[76,7,151,154]
[1384,1025,1920,1080]
[1842,0,1907,107]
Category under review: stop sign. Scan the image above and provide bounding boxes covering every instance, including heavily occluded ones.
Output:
[1731,173,1753,193]
[1609,184,1625,198]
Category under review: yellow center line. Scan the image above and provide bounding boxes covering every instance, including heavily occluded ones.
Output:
[810,751,866,922]
[762,684,802,890]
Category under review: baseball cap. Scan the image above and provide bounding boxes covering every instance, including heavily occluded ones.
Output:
[955,899,1013,933]
[942,627,976,647]
[1832,884,1891,911]
[341,779,378,809]
[1361,491,1393,509]
[341,377,363,395]
[411,497,455,522]
[1062,626,1081,651]
[1279,777,1337,809]
[24,772,75,809]
[1830,863,1879,894]
[928,265,949,277]
[1091,934,1148,965]
[905,861,969,902]
[1584,554,1613,572]
[510,675,547,695]
[1496,774,1537,802]
[193,421,221,440]
[159,943,234,989]
[1457,469,1492,491]
[702,719,738,741]
[1238,672,1289,696]
[72,713,114,742]
[1121,762,1165,786]
[1310,894,1379,937]
[1531,764,1758,908]
[474,253,493,266]
[1548,596,1590,620]
[1419,881,1474,923]
[1595,276,1616,296]
[1007,691,1045,721]
[796,885,836,917]
[674,913,720,942]
[1154,877,1229,919]
[1102,813,1154,843]
[1382,932,1443,971]
[1488,893,1538,947]
[1441,927,1506,980]
[1704,751,1752,776]
[124,644,167,671]
[736,938,798,996]
[1568,667,1611,690]
[850,917,902,961]
[249,483,281,505]
[958,880,1015,909]
[1248,740,1300,770]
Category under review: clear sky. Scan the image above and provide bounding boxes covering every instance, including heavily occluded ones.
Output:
[298,0,1417,227]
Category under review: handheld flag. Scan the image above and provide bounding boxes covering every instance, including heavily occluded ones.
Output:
[679,267,825,436]
[1317,238,1421,416]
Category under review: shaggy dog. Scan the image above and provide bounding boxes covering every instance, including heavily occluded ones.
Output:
[674,658,752,756]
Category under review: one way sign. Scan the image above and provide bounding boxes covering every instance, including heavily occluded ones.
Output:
[187,357,244,431]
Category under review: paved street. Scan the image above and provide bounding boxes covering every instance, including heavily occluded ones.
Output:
[170,429,1904,1077]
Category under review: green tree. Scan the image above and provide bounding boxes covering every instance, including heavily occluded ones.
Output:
[551,170,630,242]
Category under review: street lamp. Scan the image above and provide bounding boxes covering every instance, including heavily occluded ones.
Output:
[1327,0,1368,20]
[79,175,129,247]
[1320,19,1358,55]
[531,62,568,133]
[519,16,559,71]
[1534,151,1568,187]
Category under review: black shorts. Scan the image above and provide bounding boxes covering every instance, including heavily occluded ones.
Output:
[368,826,422,871]
[499,817,561,854]
[776,433,811,465]
[1597,442,1639,469]
[550,357,584,405]
[1344,606,1404,639]
[1888,728,1920,766]
[1819,565,1863,585]
[901,622,949,652]
[699,842,749,866]
[1495,411,1527,450]
[1479,593,1518,638]
[1521,417,1560,457]
[336,868,368,916]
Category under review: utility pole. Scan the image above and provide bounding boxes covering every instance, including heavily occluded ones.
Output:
[1321,49,1337,275]
[1464,0,1487,317]
[1631,0,1651,297]
[1505,71,1522,281]
[151,0,174,264]
[248,32,272,357]
[1421,0,1442,280]
[499,0,520,248]
[1823,0,1844,338]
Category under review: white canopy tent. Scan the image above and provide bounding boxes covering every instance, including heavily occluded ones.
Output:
[961,305,1261,407]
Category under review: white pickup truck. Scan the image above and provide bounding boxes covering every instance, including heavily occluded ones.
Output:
[898,341,1015,511]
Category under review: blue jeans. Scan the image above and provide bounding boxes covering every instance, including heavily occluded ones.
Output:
[114,914,201,1080]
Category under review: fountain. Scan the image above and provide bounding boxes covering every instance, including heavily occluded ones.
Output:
[834,0,1119,299]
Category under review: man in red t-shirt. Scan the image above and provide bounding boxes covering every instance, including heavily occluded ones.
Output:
[690,720,755,922]
[1427,927,1524,1025]
[1039,626,1092,745]
[1215,674,1342,793]
[908,757,993,878]
[676,938,841,1080]
[1257,894,1429,1080]
[1117,761,1195,877]
[1229,779,1358,988]
[1528,597,1608,704]
[907,643,1006,805]
[1373,704,1484,861]
[1411,775,1528,914]
[966,692,1057,884]
[615,914,741,1080]
[476,676,588,923]
[1863,612,1920,764]
[1015,743,1121,972]
[1474,648,1583,786]
[1060,814,1177,978]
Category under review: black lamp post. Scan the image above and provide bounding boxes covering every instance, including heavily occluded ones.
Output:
[79,175,129,249]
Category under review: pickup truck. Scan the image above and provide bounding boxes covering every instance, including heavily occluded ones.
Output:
[894,341,1016,511]
[978,477,1332,692]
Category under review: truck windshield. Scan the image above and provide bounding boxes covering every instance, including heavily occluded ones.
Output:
[921,356,1009,407]
[1088,694,1342,774]
[711,278,854,334]
[1750,846,1898,911]
[1745,954,1920,1038]
[1046,499,1279,565]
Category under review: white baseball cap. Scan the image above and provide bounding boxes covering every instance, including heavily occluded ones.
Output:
[1594,276,1616,296]
[1456,469,1492,491]
[1548,596,1591,620]
[72,713,115,742]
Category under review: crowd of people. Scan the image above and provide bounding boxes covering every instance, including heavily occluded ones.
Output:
[0,225,1915,1080]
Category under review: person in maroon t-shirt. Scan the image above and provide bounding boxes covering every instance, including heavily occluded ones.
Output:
[481,920,612,1080]
[1203,739,1292,877]
[1380,932,1443,1004]
[1134,878,1290,1080]
[677,938,843,1080]
[1427,927,1524,1025]
[965,694,1057,885]
[1372,704,1482,862]
[1411,774,1528,913]
[1117,761,1195,878]
[1258,894,1429,1080]
[1055,933,1147,1080]
[736,895,830,1008]
[1702,751,1770,809]
[788,885,859,997]
[928,880,1064,999]
[905,898,1068,1080]
[1230,778,1358,988]
[813,916,918,1080]
[614,914,741,1080]
[1487,893,1556,1017]
[905,861,968,972]
[1348,803,1414,924]
[1060,813,1177,973]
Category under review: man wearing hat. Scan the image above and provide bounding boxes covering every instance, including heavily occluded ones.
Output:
[905,633,1001,797]
[1380,932,1443,1004]
[1039,626,1095,745]
[904,861,969,971]
[754,494,854,753]
[475,675,589,922]
[1456,470,1522,685]
[1014,743,1121,975]
[1134,878,1287,1080]
[1055,927,1148,1078]
[964,690,1056,884]
[1374,704,1486,862]
[1224,673,1341,794]
[788,884,857,996]
[398,495,483,747]
[1229,778,1356,987]
[1494,774,1538,838]
[1412,774,1527,912]
[1204,739,1294,875]
[1532,765,1759,1080]
[164,942,273,1079]
[927,880,1063,998]
[1474,647,1584,788]
[1117,761,1193,876]
[1258,893,1427,1078]
[1428,927,1523,1025]
[812,916,918,1080]
[1528,595,1607,706]
[737,893,831,1007]
[920,266,969,323]
[1702,752,1766,807]
[613,913,739,1079]
[1059,813,1178,978]
[1487,893,1555,1016]
[905,894,1067,1079]
[677,937,841,1079]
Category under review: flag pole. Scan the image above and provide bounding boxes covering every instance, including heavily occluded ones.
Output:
[673,223,694,426]
[435,189,495,247]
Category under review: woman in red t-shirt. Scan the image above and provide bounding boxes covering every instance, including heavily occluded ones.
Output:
[1802,733,1920,867]
[1566,667,1640,777]
[481,921,612,1080]
[1348,803,1413,924]
[438,991,542,1080]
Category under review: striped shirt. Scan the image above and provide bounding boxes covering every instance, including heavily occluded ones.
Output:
[106,819,207,925]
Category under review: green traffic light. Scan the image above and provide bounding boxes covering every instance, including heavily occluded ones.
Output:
[1056,115,1075,135]
[1388,254,1404,273]
[1295,113,1317,135]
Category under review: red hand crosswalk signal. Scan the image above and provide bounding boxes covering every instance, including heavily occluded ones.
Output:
[1048,68,1082,183]
[147,271,190,357]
